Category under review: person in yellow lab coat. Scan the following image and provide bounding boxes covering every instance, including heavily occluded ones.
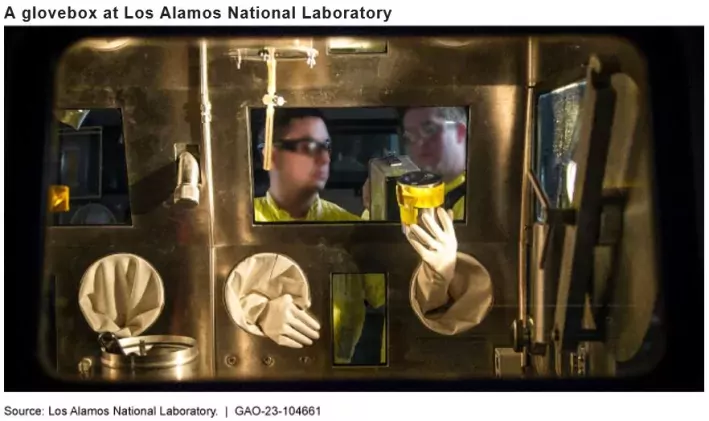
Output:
[361,107,468,220]
[230,108,385,363]
[332,274,386,364]
[253,108,360,222]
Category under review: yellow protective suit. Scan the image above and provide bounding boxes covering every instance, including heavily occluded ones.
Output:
[332,274,386,364]
[361,172,466,221]
[253,192,386,364]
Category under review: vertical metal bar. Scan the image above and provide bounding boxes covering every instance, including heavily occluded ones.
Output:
[262,48,277,171]
[199,39,217,375]
[531,222,547,347]
[517,37,538,367]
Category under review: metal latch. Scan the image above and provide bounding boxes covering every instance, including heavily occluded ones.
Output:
[384,154,402,167]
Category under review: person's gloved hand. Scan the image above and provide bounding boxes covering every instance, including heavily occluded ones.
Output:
[404,208,458,284]
[258,294,321,348]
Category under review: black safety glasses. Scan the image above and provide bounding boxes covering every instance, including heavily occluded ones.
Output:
[260,138,332,156]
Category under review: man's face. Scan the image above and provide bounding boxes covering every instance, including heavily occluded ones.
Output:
[270,116,331,191]
[402,108,466,174]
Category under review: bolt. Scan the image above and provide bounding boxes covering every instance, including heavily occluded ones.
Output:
[299,356,312,364]
[262,356,274,366]
[306,52,316,68]
[78,357,93,375]
[225,355,238,367]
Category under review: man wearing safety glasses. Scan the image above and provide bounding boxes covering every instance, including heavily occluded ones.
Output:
[362,106,468,220]
[254,108,361,222]
[358,107,491,338]
[240,108,385,366]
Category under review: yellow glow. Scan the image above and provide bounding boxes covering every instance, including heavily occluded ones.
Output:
[49,185,70,213]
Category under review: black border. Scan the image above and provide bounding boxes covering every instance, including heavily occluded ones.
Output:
[4,26,704,391]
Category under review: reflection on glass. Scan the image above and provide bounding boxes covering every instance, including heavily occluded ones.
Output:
[250,106,469,223]
[535,81,586,218]
[331,273,387,366]
[52,108,132,226]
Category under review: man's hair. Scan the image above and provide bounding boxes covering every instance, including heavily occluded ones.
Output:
[400,106,468,126]
[256,108,327,147]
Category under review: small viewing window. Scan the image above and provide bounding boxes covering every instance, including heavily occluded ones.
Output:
[535,81,586,218]
[51,108,132,226]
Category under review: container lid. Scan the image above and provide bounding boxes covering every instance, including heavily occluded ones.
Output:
[78,253,165,339]
[398,171,443,188]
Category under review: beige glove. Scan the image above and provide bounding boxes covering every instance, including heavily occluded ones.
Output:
[404,208,457,311]
[78,253,165,338]
[405,208,494,335]
[224,253,321,347]
[258,294,321,348]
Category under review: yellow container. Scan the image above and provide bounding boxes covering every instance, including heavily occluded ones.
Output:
[396,171,445,225]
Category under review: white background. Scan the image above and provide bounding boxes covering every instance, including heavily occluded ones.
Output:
[1,0,707,418]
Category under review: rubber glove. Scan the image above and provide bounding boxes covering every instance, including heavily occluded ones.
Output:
[258,294,321,348]
[404,207,457,311]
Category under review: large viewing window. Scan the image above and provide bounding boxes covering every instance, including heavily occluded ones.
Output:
[250,106,470,223]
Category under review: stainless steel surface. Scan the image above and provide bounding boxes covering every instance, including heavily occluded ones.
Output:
[211,36,525,379]
[494,348,523,378]
[227,38,318,66]
[211,37,527,246]
[215,243,516,379]
[99,360,201,382]
[100,335,199,369]
[48,38,215,380]
[44,35,659,381]
[530,223,549,350]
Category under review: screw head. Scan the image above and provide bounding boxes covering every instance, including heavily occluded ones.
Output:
[78,357,93,375]
[225,355,238,367]
[262,356,275,366]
